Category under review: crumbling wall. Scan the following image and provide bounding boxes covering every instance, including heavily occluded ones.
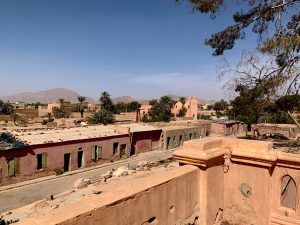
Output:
[16,165,200,225]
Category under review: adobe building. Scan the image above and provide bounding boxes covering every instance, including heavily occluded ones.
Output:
[140,96,198,120]
[139,103,152,119]
[253,123,300,139]
[0,124,162,185]
[0,126,129,185]
[4,137,300,225]
[113,123,162,155]
[172,96,198,120]
[211,119,246,136]
[151,120,211,150]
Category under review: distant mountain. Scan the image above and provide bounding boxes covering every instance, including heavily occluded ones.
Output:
[0,88,95,103]
[112,96,137,104]
[112,94,215,105]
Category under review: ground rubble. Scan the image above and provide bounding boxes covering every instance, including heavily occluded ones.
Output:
[0,156,176,225]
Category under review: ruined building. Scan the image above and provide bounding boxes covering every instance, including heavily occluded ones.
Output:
[2,137,300,225]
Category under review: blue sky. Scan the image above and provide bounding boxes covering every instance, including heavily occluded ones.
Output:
[0,0,257,100]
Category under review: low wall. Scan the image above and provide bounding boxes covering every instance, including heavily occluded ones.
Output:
[174,137,300,225]
[15,166,200,225]
[253,123,299,139]
[4,137,300,225]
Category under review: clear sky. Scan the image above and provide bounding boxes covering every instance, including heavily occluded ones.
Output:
[0,0,257,100]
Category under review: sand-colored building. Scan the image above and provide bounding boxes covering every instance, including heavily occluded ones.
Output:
[172,96,198,120]
[211,119,246,136]
[253,123,300,139]
[4,137,300,225]
[0,123,162,185]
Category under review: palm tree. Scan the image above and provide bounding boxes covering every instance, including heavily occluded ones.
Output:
[99,91,114,112]
[77,96,87,118]
[45,112,53,121]
[88,109,115,125]
[179,97,186,105]
[10,113,20,126]
[58,98,65,107]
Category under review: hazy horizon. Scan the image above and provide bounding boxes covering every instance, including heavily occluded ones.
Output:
[0,0,256,100]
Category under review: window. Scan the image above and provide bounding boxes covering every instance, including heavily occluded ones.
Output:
[189,133,193,140]
[113,142,119,155]
[179,135,183,145]
[91,146,100,160]
[37,153,47,170]
[78,150,84,168]
[8,158,20,176]
[64,153,71,172]
[167,137,171,149]
[120,144,127,158]
[281,175,297,210]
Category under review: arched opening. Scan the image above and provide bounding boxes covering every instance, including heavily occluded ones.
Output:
[281,175,297,210]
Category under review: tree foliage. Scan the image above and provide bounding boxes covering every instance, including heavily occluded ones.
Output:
[178,0,300,94]
[88,109,115,125]
[99,91,115,112]
[275,94,300,112]
[146,96,175,122]
[0,100,14,115]
[178,107,187,117]
[77,96,87,118]
[52,107,70,118]
[179,97,186,105]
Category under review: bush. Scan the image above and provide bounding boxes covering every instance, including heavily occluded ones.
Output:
[88,109,115,125]
[52,107,70,118]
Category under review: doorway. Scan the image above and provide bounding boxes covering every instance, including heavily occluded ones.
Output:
[64,153,71,172]
[77,151,83,168]
[120,144,127,159]
[8,158,20,177]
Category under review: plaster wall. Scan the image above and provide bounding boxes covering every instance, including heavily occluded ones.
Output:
[0,135,129,180]
[17,165,200,225]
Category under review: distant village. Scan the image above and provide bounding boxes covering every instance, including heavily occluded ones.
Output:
[0,90,299,188]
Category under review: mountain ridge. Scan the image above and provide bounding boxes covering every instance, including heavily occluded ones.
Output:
[0,88,215,105]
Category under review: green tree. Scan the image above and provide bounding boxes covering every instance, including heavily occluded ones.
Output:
[178,0,300,94]
[127,101,141,112]
[179,97,186,105]
[45,112,53,121]
[10,113,20,126]
[99,91,114,112]
[275,95,300,112]
[88,109,115,125]
[213,100,228,117]
[148,96,175,122]
[114,102,127,114]
[52,107,70,118]
[178,107,187,117]
[77,96,87,118]
[0,100,14,115]
[58,98,65,106]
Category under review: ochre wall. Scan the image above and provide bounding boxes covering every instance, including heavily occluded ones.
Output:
[17,165,200,225]
[0,135,130,182]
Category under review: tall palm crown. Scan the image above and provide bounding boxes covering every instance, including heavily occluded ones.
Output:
[99,91,114,112]
[58,98,65,106]
[77,96,87,118]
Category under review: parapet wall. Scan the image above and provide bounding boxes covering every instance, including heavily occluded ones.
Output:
[174,137,300,225]
[16,165,200,225]
[7,137,300,225]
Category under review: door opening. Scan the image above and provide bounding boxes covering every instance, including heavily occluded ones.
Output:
[64,153,71,172]
[78,151,83,168]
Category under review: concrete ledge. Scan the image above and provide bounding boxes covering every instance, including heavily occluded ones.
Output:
[174,137,300,169]
[15,165,200,225]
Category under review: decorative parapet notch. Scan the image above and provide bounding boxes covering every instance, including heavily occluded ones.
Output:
[173,137,300,169]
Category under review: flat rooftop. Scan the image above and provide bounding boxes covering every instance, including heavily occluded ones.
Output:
[257,123,299,128]
[0,163,188,225]
[7,125,124,146]
[116,123,161,132]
